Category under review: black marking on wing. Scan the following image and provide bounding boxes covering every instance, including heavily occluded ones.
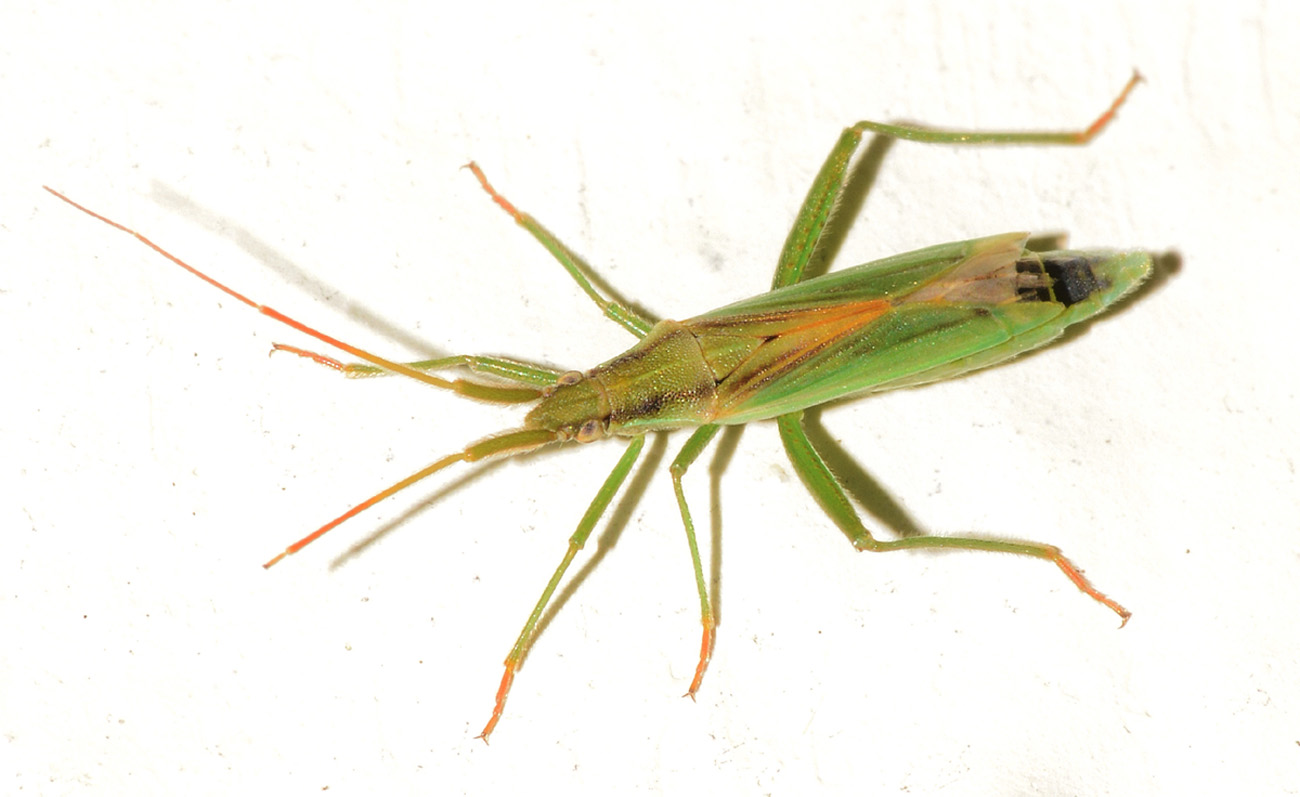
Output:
[1015,258,1052,303]
[1017,256,1106,308]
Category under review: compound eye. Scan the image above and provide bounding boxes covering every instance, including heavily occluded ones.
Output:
[556,371,584,387]
[575,419,604,443]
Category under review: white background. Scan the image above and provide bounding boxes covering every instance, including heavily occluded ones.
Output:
[4,1,1298,794]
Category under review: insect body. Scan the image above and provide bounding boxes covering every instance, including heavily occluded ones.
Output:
[565,232,1148,432]
[46,72,1147,741]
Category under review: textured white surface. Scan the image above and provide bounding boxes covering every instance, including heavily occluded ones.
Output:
[5,1,1298,794]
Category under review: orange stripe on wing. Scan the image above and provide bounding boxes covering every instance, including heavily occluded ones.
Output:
[707,298,893,411]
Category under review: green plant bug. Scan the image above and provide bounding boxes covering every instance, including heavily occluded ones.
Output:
[45,71,1148,741]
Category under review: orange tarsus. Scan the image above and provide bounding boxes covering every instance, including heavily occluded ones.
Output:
[1077,70,1142,143]
[272,343,346,371]
[686,614,716,699]
[478,662,518,743]
[464,162,526,224]
[1052,553,1132,627]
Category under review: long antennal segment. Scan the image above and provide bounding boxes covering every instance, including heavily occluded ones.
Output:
[42,186,543,404]
[262,451,470,568]
[263,427,558,567]
[43,186,561,563]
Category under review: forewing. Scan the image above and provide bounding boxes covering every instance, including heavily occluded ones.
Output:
[684,232,1078,423]
[692,236,999,321]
